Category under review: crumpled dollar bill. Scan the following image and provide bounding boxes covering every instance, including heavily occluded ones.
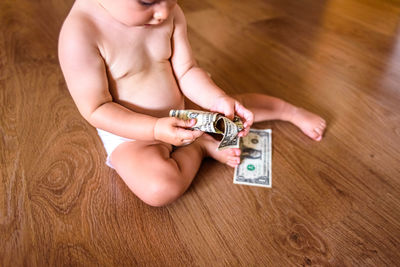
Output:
[169,109,243,150]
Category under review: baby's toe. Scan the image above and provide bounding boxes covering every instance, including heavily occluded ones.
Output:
[227,156,240,166]
[304,127,322,141]
[308,130,321,141]
[315,126,324,134]
[228,148,241,156]
[317,123,327,134]
[227,162,238,168]
[227,160,238,168]
[313,127,325,141]
[228,155,240,162]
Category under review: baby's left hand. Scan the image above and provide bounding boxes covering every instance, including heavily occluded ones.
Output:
[210,95,254,137]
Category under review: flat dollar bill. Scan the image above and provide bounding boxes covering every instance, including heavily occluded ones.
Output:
[169,109,243,150]
[233,129,272,188]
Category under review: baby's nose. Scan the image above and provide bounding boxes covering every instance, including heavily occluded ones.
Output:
[153,4,169,21]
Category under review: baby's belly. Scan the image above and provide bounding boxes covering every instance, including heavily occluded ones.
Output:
[110,63,185,118]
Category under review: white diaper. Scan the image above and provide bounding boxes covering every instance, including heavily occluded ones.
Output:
[96,128,134,168]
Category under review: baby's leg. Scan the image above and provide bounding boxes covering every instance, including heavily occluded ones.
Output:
[110,140,203,207]
[109,136,239,206]
[235,93,326,141]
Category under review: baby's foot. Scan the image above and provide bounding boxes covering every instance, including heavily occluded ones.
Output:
[289,107,326,141]
[196,134,241,168]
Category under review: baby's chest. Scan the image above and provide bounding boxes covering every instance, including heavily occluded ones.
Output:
[102,26,173,79]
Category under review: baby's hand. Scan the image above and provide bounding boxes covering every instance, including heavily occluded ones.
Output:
[153,117,203,146]
[210,95,254,137]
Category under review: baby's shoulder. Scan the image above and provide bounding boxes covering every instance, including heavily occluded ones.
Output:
[172,4,186,22]
[58,5,101,64]
[60,8,98,41]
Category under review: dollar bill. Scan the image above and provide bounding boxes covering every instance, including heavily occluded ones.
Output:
[233,129,272,188]
[169,109,243,150]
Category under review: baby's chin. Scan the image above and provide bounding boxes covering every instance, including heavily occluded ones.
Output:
[113,18,158,27]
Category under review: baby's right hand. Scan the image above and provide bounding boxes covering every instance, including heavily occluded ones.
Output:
[153,117,203,146]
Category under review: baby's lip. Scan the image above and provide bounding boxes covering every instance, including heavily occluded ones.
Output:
[145,19,164,26]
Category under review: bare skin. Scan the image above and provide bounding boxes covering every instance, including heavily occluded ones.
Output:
[58,0,326,206]
[236,94,326,141]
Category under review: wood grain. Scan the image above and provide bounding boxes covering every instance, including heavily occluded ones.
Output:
[1,0,400,266]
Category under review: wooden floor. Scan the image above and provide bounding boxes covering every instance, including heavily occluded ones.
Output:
[1,0,400,266]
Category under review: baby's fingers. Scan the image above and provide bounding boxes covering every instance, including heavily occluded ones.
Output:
[191,130,204,139]
[175,118,196,128]
[235,102,254,128]
[238,128,248,137]
[176,128,203,145]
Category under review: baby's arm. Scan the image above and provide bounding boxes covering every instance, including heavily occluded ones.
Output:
[171,7,225,109]
[171,6,253,133]
[58,16,200,145]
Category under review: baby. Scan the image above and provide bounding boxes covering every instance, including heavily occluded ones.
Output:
[58,0,326,206]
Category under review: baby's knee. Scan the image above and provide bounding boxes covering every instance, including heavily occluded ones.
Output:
[140,175,184,207]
